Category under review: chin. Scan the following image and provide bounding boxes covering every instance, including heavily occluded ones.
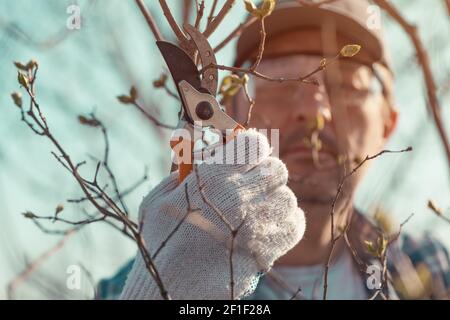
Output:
[288,180,339,205]
[284,159,341,205]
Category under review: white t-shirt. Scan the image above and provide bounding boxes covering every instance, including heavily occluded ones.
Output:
[250,248,368,300]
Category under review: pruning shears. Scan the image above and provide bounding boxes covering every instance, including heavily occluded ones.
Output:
[157,24,244,184]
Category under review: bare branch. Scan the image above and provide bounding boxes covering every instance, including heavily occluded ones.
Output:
[193,165,247,299]
[377,213,414,299]
[389,213,415,243]
[203,0,236,38]
[201,63,319,85]
[78,262,98,299]
[249,18,267,71]
[68,168,148,204]
[183,0,194,26]
[159,0,188,44]
[152,184,196,259]
[26,212,106,228]
[132,100,176,129]
[135,0,164,41]
[242,80,256,127]
[207,0,219,26]
[95,115,130,215]
[194,165,233,231]
[153,73,180,101]
[322,146,413,299]
[13,63,170,300]
[194,0,205,29]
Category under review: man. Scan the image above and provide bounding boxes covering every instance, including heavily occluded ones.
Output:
[99,0,450,300]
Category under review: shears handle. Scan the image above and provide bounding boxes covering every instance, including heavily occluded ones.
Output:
[169,136,194,184]
[170,124,245,184]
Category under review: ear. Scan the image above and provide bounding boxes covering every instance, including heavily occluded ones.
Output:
[383,107,398,139]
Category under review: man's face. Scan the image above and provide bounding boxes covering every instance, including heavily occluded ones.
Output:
[234,54,396,205]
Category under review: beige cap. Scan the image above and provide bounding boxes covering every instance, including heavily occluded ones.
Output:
[234,0,391,71]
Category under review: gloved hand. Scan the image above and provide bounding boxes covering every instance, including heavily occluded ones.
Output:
[120,129,306,300]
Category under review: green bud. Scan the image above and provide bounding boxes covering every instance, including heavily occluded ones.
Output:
[78,115,100,127]
[14,61,28,71]
[23,211,37,219]
[129,86,138,100]
[117,95,134,104]
[11,92,23,108]
[340,44,361,58]
[55,204,64,215]
[17,71,29,88]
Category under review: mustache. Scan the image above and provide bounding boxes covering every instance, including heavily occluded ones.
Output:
[279,127,339,157]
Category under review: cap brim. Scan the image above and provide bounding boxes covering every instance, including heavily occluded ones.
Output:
[235,3,384,67]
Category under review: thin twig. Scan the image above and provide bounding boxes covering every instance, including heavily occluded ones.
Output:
[159,0,188,44]
[28,213,106,227]
[78,262,98,299]
[164,86,180,101]
[183,0,193,26]
[322,206,350,300]
[194,165,233,231]
[265,271,307,300]
[250,18,267,71]
[152,184,195,259]
[201,63,319,85]
[242,81,256,127]
[85,114,130,215]
[207,0,219,26]
[132,100,176,129]
[194,0,205,29]
[229,218,246,300]
[68,169,148,204]
[289,287,303,300]
[14,64,170,300]
[193,165,247,299]
[135,0,164,41]
[203,0,236,38]
[378,213,414,300]
[322,146,413,299]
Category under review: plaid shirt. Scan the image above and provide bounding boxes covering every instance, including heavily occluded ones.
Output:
[346,211,450,299]
[97,211,450,300]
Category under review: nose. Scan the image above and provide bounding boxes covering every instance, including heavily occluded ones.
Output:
[293,83,332,127]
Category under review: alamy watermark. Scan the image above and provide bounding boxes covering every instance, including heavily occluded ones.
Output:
[366,264,382,290]
[366,5,382,31]
[170,121,280,168]
[66,264,81,290]
[66,4,81,30]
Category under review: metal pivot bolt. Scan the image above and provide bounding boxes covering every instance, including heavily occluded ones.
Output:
[195,101,214,120]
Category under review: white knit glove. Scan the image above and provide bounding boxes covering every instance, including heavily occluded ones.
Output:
[120,129,306,300]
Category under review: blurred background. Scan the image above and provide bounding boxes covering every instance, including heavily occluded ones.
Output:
[0,0,449,299]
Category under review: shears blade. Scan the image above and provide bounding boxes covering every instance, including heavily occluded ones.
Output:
[156,40,203,104]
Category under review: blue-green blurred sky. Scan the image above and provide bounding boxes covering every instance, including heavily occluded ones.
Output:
[0,0,449,299]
